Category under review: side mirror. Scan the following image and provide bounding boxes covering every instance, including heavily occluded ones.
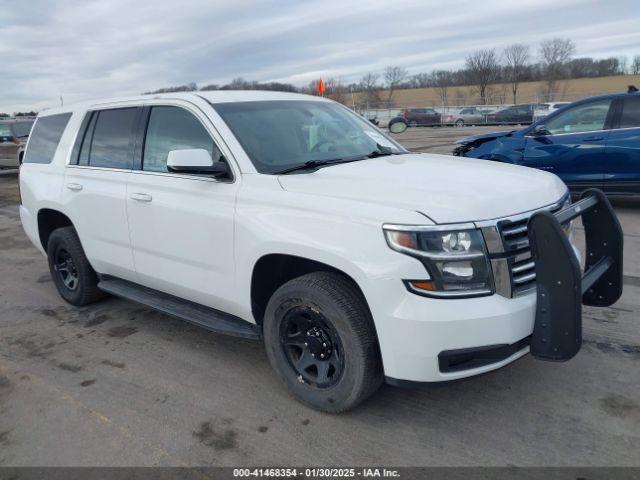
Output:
[532,124,550,136]
[167,149,230,179]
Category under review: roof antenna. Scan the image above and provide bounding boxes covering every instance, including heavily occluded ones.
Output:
[628,85,638,93]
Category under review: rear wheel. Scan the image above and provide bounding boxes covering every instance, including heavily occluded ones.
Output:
[409,120,418,128]
[263,272,382,412]
[46,227,105,306]
[455,119,465,127]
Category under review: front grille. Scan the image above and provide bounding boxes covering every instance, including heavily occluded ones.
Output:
[497,205,563,296]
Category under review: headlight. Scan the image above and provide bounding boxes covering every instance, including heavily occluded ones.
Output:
[383,224,493,298]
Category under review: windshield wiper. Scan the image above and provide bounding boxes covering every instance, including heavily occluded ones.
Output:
[275,157,364,175]
[274,144,404,175]
[367,143,404,158]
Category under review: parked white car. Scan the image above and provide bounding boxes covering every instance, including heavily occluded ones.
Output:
[533,102,571,122]
[19,91,622,412]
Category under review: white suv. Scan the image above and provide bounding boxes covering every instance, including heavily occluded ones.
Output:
[19,91,623,412]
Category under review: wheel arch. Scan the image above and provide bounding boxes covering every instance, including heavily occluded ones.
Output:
[250,253,371,327]
[37,208,73,251]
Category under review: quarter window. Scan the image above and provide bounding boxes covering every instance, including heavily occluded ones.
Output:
[619,97,640,129]
[23,113,72,164]
[545,100,612,135]
[142,106,220,172]
[87,108,138,169]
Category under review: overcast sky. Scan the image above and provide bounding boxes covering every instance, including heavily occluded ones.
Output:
[1,0,638,113]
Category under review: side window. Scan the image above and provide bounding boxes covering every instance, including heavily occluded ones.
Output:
[23,113,72,164]
[0,124,12,142]
[619,97,640,129]
[142,106,220,173]
[76,112,97,166]
[88,108,138,169]
[545,100,612,135]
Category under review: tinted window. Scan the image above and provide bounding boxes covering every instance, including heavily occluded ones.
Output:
[545,100,612,135]
[23,113,71,164]
[88,108,137,169]
[619,97,640,129]
[143,106,219,172]
[12,121,34,137]
[0,124,11,138]
[74,111,97,166]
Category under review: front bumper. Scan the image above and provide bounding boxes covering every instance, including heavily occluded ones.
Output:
[370,188,623,385]
[368,278,538,383]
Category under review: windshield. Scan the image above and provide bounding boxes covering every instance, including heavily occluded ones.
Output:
[12,121,34,137]
[213,100,406,174]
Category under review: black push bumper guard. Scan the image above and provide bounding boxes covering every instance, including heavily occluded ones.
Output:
[527,188,623,361]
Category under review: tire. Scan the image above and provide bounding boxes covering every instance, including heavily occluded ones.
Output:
[409,120,418,128]
[263,272,382,412]
[455,119,465,127]
[46,226,105,306]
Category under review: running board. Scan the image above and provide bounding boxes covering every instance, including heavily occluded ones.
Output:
[97,277,261,340]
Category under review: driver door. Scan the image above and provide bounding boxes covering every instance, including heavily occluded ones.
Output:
[523,99,614,195]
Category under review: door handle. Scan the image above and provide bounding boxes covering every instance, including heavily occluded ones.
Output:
[583,136,604,142]
[130,192,152,202]
[66,183,83,191]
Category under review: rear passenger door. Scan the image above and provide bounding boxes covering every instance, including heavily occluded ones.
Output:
[62,107,140,280]
[126,103,240,313]
[603,96,640,195]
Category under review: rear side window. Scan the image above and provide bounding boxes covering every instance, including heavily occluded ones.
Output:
[142,106,219,172]
[23,113,71,164]
[619,97,640,129]
[85,108,138,169]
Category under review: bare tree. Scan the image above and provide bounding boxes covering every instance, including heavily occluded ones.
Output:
[431,70,453,106]
[384,66,408,104]
[325,78,348,104]
[503,43,530,104]
[618,56,628,75]
[410,72,430,88]
[360,72,381,105]
[465,49,500,104]
[539,38,576,98]
[632,55,640,75]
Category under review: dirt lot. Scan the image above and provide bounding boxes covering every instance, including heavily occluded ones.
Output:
[0,129,639,467]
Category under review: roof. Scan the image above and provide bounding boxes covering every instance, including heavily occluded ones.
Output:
[38,90,329,117]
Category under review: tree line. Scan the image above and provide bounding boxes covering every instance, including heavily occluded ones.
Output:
[345,39,640,106]
[144,39,639,107]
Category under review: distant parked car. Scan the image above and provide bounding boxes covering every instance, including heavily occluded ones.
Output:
[442,107,486,127]
[533,102,570,122]
[486,104,535,125]
[0,119,35,168]
[402,108,441,127]
[453,89,640,196]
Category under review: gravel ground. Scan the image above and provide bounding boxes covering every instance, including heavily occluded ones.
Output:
[0,127,638,467]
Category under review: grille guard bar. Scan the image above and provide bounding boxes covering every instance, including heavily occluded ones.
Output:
[527,189,623,361]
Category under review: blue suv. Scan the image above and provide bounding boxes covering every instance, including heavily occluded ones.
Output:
[453,89,640,196]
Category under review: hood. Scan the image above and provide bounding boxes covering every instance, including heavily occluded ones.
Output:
[454,130,515,145]
[278,153,567,224]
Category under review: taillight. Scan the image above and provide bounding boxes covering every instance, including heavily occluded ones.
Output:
[402,111,408,119]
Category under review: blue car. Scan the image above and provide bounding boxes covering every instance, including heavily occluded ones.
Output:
[453,88,640,196]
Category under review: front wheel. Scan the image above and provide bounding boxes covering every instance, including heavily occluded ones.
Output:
[263,272,382,412]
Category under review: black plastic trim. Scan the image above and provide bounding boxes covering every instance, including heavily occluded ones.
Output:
[97,276,261,340]
[528,188,623,361]
[438,336,531,373]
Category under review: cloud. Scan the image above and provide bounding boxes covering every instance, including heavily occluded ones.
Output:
[1,0,638,112]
